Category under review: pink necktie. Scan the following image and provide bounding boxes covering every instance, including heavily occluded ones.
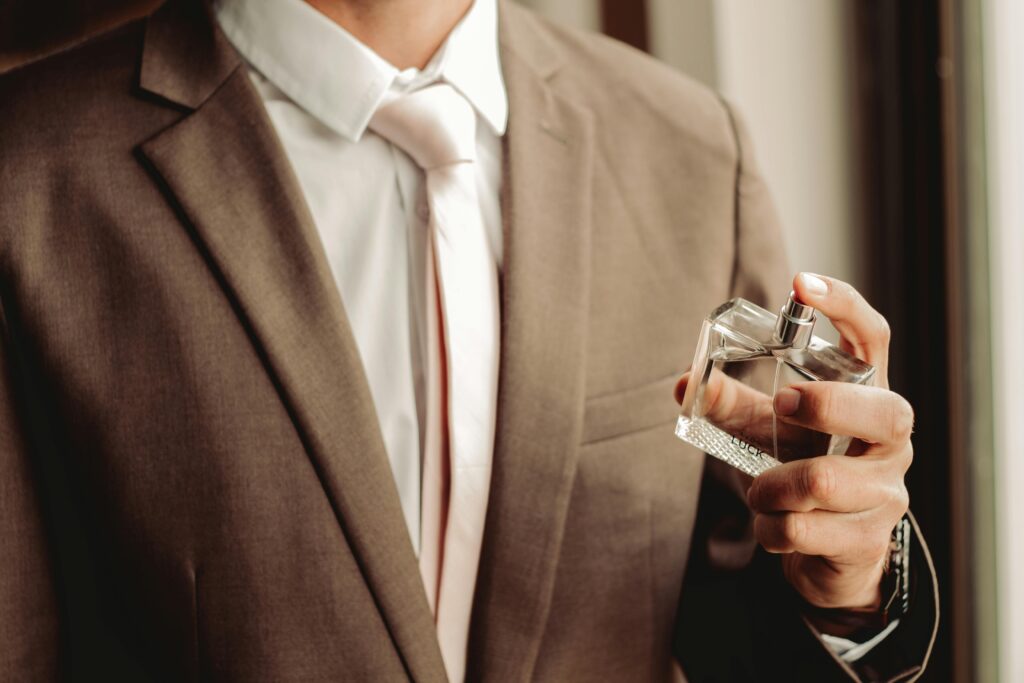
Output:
[371,84,500,682]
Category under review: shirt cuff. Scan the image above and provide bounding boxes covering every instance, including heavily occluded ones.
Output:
[820,618,901,663]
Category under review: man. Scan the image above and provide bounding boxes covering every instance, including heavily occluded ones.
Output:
[0,0,937,680]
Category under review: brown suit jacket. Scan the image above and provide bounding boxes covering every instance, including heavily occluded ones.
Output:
[0,1,937,680]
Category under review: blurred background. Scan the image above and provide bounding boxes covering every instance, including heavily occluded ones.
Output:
[1,1,1021,681]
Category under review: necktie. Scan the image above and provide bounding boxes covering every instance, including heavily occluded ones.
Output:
[371,84,500,682]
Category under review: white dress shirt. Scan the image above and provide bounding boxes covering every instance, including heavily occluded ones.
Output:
[213,0,506,556]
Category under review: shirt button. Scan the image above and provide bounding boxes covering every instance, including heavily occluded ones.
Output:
[417,202,430,221]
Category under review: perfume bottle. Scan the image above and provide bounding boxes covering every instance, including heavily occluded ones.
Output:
[675,293,875,477]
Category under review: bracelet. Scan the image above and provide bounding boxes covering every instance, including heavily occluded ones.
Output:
[880,514,912,626]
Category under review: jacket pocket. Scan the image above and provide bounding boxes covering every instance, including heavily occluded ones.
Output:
[581,370,683,444]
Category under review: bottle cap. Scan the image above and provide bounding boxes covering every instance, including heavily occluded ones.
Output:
[774,291,816,349]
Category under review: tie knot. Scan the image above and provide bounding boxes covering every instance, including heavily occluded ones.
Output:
[370,84,477,170]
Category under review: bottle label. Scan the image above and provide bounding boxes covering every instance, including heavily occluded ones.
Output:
[675,415,781,477]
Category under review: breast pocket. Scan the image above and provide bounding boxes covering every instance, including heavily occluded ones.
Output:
[581,370,683,445]
[551,369,703,670]
[576,368,704,579]
[575,369,695,538]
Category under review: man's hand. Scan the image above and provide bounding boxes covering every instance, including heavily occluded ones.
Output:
[747,273,913,611]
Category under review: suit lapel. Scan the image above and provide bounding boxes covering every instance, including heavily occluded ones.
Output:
[135,3,446,680]
[467,5,595,680]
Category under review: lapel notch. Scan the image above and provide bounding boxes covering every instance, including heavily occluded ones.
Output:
[138,0,240,109]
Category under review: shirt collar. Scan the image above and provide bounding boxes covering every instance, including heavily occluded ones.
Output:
[213,0,507,141]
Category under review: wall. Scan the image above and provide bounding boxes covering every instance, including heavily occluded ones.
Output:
[985,0,1024,679]
[712,1,860,291]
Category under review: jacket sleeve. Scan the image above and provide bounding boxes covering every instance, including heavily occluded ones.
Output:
[672,101,939,683]
[0,294,60,678]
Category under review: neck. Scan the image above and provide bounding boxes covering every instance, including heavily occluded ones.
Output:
[306,0,473,70]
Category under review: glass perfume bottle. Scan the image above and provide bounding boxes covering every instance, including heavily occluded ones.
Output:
[675,293,875,477]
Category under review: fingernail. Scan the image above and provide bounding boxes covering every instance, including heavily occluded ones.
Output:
[774,387,801,416]
[798,272,829,299]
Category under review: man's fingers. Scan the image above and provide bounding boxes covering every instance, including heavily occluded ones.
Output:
[791,272,890,383]
[676,368,773,428]
[677,369,809,451]
[674,372,689,404]
[748,454,909,513]
[773,381,915,449]
[754,509,897,562]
